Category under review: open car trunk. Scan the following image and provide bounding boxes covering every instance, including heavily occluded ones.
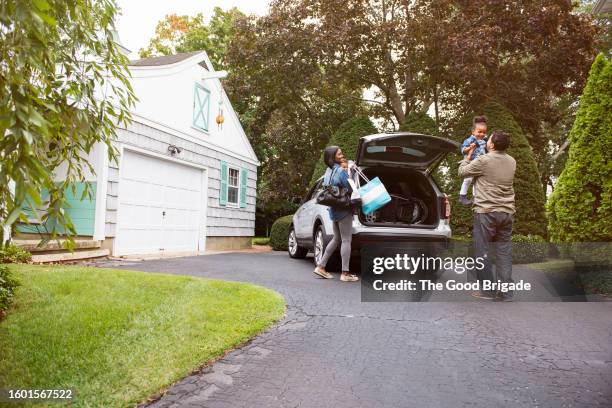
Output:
[356,167,440,229]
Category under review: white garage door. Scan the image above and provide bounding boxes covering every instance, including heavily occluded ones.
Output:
[115,150,204,255]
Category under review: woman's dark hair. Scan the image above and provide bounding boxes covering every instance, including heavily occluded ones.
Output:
[323,146,340,168]
[472,115,487,130]
[490,130,510,151]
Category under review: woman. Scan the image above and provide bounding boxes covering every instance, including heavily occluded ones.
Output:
[313,146,359,282]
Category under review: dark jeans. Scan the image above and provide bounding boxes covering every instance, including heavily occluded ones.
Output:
[472,212,514,296]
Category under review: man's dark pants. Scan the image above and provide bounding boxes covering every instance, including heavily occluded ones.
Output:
[472,212,514,297]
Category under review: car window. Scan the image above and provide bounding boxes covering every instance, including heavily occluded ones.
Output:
[304,179,323,202]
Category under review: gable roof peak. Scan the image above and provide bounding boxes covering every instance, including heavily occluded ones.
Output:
[129,51,207,67]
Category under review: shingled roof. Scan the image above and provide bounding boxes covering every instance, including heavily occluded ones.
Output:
[129,51,204,67]
[593,0,612,13]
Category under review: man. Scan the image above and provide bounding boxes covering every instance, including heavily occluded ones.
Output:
[458,130,516,301]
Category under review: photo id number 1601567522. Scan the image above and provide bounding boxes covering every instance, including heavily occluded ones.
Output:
[0,389,74,402]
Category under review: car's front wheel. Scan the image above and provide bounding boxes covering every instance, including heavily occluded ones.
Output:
[313,225,341,270]
[288,226,308,259]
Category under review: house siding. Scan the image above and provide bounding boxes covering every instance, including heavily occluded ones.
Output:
[104,120,257,241]
[16,182,97,236]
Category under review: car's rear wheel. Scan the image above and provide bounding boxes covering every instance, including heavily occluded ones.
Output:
[288,227,308,259]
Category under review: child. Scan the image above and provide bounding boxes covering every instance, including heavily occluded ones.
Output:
[341,159,362,206]
[459,116,488,205]
[340,159,356,178]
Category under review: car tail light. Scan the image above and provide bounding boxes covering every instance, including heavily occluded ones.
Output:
[440,195,450,219]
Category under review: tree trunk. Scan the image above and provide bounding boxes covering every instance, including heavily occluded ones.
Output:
[388,83,406,126]
[433,84,439,125]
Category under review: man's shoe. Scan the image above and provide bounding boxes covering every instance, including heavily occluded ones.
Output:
[314,266,333,279]
[459,195,473,205]
[470,291,495,300]
[495,292,514,302]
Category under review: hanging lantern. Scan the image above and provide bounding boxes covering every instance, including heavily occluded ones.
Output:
[216,98,225,130]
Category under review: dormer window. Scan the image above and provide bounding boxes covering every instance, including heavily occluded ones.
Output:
[192,83,210,132]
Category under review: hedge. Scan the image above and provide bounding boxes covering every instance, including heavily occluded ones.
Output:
[0,244,32,264]
[547,54,612,243]
[446,102,547,238]
[252,237,270,246]
[310,116,377,185]
[512,234,547,264]
[0,265,20,315]
[269,215,294,251]
[553,242,611,272]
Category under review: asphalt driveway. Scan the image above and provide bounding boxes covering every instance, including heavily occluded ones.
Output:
[106,252,612,408]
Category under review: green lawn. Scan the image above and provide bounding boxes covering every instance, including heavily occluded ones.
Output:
[527,259,612,297]
[527,259,576,280]
[0,264,285,407]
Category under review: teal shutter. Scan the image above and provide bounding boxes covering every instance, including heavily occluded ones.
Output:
[192,84,210,131]
[240,168,248,208]
[219,161,228,206]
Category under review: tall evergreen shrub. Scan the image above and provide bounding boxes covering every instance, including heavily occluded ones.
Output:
[547,54,612,242]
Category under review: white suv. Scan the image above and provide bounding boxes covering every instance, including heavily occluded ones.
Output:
[288,132,458,266]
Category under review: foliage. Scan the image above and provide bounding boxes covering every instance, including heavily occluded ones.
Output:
[139,7,245,71]
[581,270,612,297]
[140,2,598,232]
[398,112,439,135]
[226,13,368,235]
[557,243,611,273]
[547,54,612,242]
[0,244,31,264]
[0,264,284,407]
[511,234,547,264]
[252,237,270,246]
[269,215,294,251]
[436,0,598,165]
[310,116,377,184]
[0,265,19,314]
[0,0,135,244]
[447,102,547,238]
[537,95,578,193]
[252,1,596,134]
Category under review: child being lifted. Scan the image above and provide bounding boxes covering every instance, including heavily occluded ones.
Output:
[459,115,488,205]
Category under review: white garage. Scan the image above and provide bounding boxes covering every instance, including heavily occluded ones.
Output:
[114,149,207,256]
[97,50,259,256]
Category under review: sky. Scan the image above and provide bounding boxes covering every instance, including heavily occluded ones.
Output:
[115,0,271,59]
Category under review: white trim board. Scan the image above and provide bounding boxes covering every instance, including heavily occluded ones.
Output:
[121,144,210,170]
[93,142,109,241]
